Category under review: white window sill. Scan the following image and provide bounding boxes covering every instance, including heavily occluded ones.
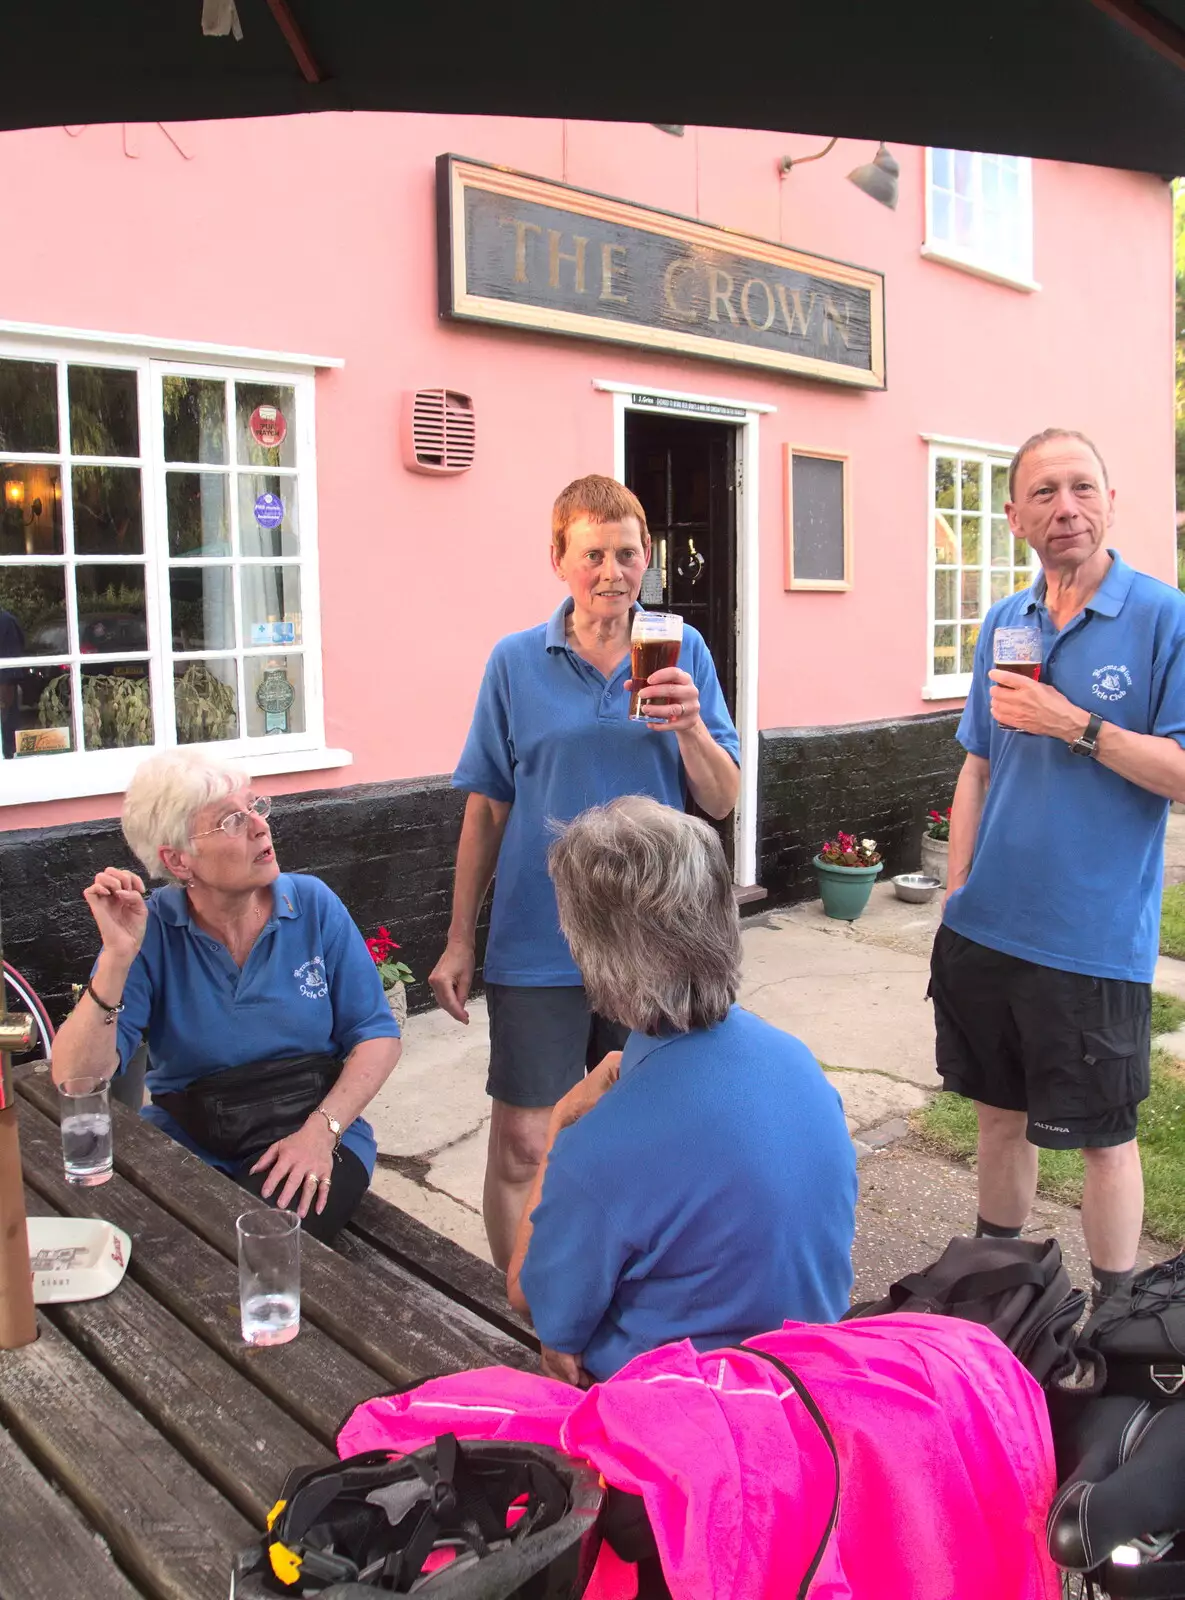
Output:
[920,245,1041,294]
[1,746,353,807]
[922,680,970,702]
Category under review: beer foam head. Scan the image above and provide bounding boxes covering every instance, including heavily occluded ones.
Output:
[631,611,684,643]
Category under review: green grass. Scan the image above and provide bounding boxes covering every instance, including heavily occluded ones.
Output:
[1161,883,1185,960]
[1152,989,1185,1036]
[913,1045,1185,1246]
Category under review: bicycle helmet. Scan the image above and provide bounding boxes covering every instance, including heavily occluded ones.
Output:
[230,1434,604,1599]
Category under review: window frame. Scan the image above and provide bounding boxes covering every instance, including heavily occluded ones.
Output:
[0,329,347,806]
[783,444,852,592]
[922,148,1038,293]
[923,436,1037,702]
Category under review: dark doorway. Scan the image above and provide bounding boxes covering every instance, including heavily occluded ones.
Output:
[625,411,739,864]
[625,412,738,714]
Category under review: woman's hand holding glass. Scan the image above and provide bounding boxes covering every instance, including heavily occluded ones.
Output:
[251,1116,337,1218]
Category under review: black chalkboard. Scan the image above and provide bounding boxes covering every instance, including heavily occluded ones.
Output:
[790,453,847,584]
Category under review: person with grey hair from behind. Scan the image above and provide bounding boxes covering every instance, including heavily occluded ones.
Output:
[507,795,857,1386]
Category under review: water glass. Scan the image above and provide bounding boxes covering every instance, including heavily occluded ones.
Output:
[58,1075,113,1187]
[237,1208,300,1346]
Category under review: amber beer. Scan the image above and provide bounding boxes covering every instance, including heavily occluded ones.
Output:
[629,612,684,720]
[992,626,1042,682]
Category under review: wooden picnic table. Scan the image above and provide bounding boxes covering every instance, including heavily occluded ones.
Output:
[0,1066,537,1600]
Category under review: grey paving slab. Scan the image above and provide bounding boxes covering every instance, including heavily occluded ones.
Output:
[367,998,491,1158]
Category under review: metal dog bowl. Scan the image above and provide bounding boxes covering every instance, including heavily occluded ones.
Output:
[892,873,942,904]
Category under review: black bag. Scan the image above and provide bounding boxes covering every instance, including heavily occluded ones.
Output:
[152,1052,341,1164]
[843,1235,1086,1386]
[1079,1252,1185,1405]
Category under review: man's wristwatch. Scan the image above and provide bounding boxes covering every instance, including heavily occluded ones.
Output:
[315,1106,343,1152]
[1068,712,1104,757]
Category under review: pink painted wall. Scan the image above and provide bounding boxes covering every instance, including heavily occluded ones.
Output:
[0,114,1173,832]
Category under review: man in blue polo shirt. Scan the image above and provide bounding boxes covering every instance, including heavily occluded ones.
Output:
[932,428,1185,1309]
[429,476,740,1267]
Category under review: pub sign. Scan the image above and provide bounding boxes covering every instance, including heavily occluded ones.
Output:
[437,155,886,389]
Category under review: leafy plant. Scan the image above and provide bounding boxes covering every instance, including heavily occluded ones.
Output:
[818,831,882,867]
[175,661,238,745]
[39,670,152,748]
[925,807,952,841]
[365,926,414,989]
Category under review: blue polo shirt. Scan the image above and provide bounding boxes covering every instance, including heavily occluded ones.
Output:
[945,552,1185,982]
[453,600,740,985]
[110,873,400,1174]
[518,1006,856,1379]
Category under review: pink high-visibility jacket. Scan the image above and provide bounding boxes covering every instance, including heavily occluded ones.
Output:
[339,1315,1060,1600]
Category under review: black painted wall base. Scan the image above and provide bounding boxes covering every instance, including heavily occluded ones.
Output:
[759,711,963,902]
[0,711,964,1025]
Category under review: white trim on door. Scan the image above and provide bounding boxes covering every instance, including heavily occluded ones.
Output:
[595,378,772,889]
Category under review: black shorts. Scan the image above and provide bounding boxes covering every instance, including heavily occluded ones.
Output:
[486,983,629,1109]
[929,925,1151,1150]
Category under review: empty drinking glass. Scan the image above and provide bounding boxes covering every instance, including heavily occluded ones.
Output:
[58,1075,113,1187]
[237,1207,301,1346]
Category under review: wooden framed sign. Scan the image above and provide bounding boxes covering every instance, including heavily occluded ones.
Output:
[784,444,852,590]
[437,155,886,389]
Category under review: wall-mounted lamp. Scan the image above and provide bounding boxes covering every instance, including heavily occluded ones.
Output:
[3,481,42,523]
[651,124,685,137]
[778,138,899,210]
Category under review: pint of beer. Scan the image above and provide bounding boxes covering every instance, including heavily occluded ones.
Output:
[629,611,684,720]
[993,626,1042,681]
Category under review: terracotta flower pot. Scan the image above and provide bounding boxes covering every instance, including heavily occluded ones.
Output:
[812,855,883,921]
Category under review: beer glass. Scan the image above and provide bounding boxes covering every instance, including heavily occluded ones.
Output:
[237,1208,301,1346]
[629,612,684,720]
[993,626,1043,681]
[59,1075,113,1187]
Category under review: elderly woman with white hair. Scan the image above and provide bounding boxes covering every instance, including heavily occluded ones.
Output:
[51,749,401,1242]
[507,796,857,1385]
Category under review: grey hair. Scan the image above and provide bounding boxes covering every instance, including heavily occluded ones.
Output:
[1008,428,1110,501]
[548,796,742,1036]
[121,749,246,882]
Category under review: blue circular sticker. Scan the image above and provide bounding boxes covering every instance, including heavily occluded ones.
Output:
[253,492,284,529]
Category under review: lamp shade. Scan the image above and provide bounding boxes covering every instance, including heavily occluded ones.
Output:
[847,142,899,209]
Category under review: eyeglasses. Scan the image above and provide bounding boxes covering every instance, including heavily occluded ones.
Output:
[191,794,272,840]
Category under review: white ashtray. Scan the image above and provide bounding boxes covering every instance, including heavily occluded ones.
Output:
[27,1216,132,1304]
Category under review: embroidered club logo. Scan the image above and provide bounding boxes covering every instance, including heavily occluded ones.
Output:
[294,956,328,1000]
[1092,664,1132,704]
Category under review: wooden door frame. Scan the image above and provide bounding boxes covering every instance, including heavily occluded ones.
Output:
[594,378,775,891]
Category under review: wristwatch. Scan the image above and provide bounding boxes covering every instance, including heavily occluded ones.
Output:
[1068,712,1104,757]
[315,1106,343,1152]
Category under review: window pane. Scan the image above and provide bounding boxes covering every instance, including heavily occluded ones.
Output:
[934,568,957,620]
[961,514,981,566]
[959,460,982,511]
[75,564,147,654]
[72,465,143,555]
[934,513,958,565]
[5,665,73,760]
[990,572,1010,602]
[0,360,58,454]
[959,623,980,673]
[0,565,67,655]
[1013,536,1031,567]
[167,472,230,556]
[931,148,952,188]
[241,565,302,645]
[955,195,975,247]
[935,457,956,510]
[991,464,1008,514]
[991,517,1011,567]
[246,654,305,737]
[1013,569,1031,593]
[174,658,240,744]
[2,463,63,556]
[162,377,227,464]
[932,190,951,241]
[236,384,295,469]
[68,367,139,458]
[961,570,981,619]
[170,566,235,651]
[933,624,956,678]
[237,474,299,558]
[81,662,152,750]
[954,150,973,195]
[981,158,1000,202]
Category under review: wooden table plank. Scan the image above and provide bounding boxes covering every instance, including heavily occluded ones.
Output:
[350,1191,536,1346]
[19,1073,530,1378]
[0,1317,252,1600]
[23,1188,331,1524]
[0,1423,145,1600]
[17,1099,389,1449]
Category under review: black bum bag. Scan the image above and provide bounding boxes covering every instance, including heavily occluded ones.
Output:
[152,1052,342,1164]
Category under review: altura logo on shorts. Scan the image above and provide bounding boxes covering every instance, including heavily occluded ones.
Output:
[1032,1120,1071,1135]
[294,956,327,999]
[1092,664,1132,703]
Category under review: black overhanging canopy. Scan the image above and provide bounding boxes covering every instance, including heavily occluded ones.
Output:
[6,0,1185,172]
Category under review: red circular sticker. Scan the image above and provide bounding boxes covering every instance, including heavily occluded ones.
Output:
[249,405,287,449]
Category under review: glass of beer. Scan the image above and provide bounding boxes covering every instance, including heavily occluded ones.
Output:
[629,612,684,720]
[993,626,1043,681]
